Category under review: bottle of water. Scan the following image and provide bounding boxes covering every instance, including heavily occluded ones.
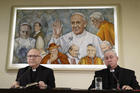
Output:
[95,77,102,90]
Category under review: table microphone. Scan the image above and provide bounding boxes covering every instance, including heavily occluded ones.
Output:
[107,65,111,69]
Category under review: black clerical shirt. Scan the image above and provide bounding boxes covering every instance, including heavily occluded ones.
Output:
[108,66,119,89]
[30,68,38,83]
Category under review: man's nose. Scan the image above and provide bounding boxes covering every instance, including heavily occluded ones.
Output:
[25,32,28,35]
[73,23,78,27]
[23,32,28,35]
[107,58,112,62]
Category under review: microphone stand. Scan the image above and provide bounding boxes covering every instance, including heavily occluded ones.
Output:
[111,72,120,90]
[108,65,120,90]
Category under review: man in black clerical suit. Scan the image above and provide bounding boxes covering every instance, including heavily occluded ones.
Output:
[89,49,140,90]
[11,48,55,89]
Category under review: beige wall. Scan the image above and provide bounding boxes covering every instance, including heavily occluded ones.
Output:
[0,0,140,89]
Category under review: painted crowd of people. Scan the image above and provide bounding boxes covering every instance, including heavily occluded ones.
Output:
[14,12,114,65]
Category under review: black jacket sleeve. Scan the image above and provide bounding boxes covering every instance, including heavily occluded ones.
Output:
[129,71,140,89]
[46,69,56,89]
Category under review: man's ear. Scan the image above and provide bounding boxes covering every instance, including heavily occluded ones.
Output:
[84,21,87,27]
[116,56,119,61]
[68,49,71,54]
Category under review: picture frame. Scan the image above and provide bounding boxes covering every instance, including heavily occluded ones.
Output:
[7,5,118,70]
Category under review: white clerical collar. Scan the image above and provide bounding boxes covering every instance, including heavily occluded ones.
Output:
[35,31,40,34]
[34,31,41,36]
[110,69,115,72]
[32,68,36,72]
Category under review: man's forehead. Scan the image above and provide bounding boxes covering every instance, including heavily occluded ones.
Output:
[50,48,57,51]
[28,49,39,54]
[73,48,79,51]
[104,51,115,56]
[88,45,95,49]
[90,17,95,20]
[72,45,79,49]
[35,23,39,25]
[71,14,84,19]
[101,44,108,48]
[20,25,29,31]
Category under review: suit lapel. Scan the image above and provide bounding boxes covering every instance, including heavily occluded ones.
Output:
[25,68,32,84]
[103,69,110,89]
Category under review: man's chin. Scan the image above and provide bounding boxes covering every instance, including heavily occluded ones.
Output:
[29,64,35,67]
[73,32,82,35]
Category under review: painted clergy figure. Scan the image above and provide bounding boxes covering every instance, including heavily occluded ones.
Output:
[32,22,46,57]
[41,43,69,64]
[79,44,103,65]
[66,44,80,64]
[14,23,35,63]
[90,12,115,46]
[49,12,103,59]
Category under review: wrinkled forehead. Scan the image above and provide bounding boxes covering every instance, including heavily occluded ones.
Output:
[71,14,85,21]
[50,48,58,52]
[101,44,108,48]
[104,51,116,57]
[34,23,41,27]
[20,25,30,31]
[72,45,79,50]
[87,46,96,50]
[27,49,40,55]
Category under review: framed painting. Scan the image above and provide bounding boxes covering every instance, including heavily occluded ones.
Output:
[7,5,118,70]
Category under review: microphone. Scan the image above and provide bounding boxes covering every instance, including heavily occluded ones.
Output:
[107,65,120,90]
[107,65,111,69]
[112,72,120,90]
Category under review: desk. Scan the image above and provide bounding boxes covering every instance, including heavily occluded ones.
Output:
[0,89,138,93]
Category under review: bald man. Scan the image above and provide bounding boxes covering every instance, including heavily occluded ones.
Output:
[11,48,55,89]
[66,44,80,64]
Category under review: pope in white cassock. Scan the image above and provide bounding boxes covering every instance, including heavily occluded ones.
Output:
[49,13,103,59]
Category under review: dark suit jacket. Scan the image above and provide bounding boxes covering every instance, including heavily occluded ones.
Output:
[89,66,140,90]
[16,65,55,89]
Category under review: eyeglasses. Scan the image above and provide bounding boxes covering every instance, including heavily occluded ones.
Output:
[27,55,40,58]
[21,31,29,33]
[104,55,114,60]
